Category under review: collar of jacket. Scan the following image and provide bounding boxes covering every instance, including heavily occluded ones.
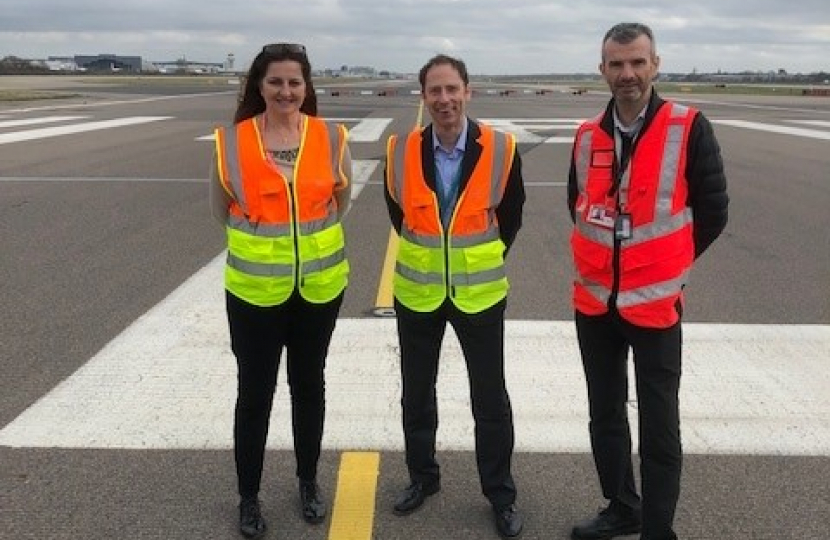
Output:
[600,89,666,139]
[420,117,484,195]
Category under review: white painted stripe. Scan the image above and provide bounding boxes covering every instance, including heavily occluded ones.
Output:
[5,91,233,114]
[674,97,830,114]
[0,115,87,128]
[0,116,172,145]
[712,119,830,140]
[505,124,578,130]
[481,119,580,144]
[543,136,575,144]
[0,177,207,183]
[785,120,830,128]
[0,253,827,455]
[351,159,378,199]
[481,118,585,124]
[346,118,393,142]
[196,118,392,142]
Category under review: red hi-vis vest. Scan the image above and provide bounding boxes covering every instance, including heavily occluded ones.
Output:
[571,103,696,328]
[214,114,349,307]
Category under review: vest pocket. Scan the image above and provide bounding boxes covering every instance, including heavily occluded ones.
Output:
[570,232,611,273]
[454,202,490,233]
[407,199,439,233]
[255,183,288,222]
[622,233,687,270]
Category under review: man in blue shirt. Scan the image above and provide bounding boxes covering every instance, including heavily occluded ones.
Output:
[384,54,526,539]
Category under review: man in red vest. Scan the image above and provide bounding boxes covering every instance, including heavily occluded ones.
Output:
[568,23,729,540]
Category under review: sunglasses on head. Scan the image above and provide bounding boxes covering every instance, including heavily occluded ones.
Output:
[262,43,306,55]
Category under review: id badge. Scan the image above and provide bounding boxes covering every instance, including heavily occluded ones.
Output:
[614,213,632,240]
[586,204,616,229]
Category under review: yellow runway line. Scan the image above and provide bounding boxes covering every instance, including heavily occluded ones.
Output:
[327,452,381,540]
[372,100,424,317]
[372,231,399,317]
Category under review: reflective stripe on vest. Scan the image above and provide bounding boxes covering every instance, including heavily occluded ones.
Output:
[215,116,348,306]
[388,125,512,313]
[572,103,695,327]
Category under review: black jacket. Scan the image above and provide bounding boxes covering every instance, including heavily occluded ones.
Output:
[385,119,526,254]
[567,91,729,258]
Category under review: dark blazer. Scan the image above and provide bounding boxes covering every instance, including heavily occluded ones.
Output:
[385,118,526,254]
[567,90,729,259]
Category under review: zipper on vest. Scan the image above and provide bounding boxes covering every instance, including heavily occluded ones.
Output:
[608,133,635,310]
[443,227,454,298]
[609,233,621,309]
[608,193,624,308]
[288,182,302,287]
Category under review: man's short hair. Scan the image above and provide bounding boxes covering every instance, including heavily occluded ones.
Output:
[418,54,469,89]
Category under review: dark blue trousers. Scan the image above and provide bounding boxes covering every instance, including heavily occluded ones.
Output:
[576,309,682,540]
[395,298,517,509]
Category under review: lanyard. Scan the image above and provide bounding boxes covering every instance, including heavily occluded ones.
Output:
[435,161,462,226]
[608,131,634,199]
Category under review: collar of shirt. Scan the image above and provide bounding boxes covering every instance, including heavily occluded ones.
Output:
[432,117,468,158]
[612,105,647,138]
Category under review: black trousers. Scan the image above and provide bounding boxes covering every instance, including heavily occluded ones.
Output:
[395,298,517,509]
[227,289,343,499]
[575,310,682,540]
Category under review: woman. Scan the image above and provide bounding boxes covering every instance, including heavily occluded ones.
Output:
[211,43,352,538]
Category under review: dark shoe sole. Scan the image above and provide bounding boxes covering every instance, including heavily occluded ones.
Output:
[392,483,440,516]
[302,512,326,525]
[497,523,524,539]
[571,524,641,540]
[240,525,266,539]
[495,508,524,539]
[499,529,523,540]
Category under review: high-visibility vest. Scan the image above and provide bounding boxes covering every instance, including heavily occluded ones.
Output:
[571,103,696,328]
[387,124,514,314]
[214,115,349,306]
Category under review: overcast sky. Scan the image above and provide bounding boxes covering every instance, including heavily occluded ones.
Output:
[1,0,828,75]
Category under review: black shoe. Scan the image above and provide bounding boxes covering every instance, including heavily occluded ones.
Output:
[571,504,641,539]
[392,481,440,515]
[299,480,327,524]
[239,497,267,539]
[494,504,524,538]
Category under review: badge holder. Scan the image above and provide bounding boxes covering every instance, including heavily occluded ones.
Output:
[615,213,632,240]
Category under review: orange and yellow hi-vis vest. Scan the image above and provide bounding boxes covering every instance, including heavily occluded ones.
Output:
[214,114,349,306]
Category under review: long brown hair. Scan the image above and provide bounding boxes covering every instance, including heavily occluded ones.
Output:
[234,43,318,124]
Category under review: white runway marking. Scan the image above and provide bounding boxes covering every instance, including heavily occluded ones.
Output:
[0,116,172,145]
[481,118,581,144]
[0,115,87,128]
[785,120,830,128]
[675,97,830,115]
[3,91,234,114]
[351,160,379,199]
[195,118,393,142]
[198,117,580,144]
[0,255,827,456]
[0,160,380,193]
[712,119,830,140]
[345,118,393,142]
[0,177,208,183]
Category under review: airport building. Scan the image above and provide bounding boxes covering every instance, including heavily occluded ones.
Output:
[74,54,143,72]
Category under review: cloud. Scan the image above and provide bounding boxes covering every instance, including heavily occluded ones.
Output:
[1,0,828,74]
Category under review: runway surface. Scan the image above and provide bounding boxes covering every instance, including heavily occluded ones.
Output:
[1,77,828,539]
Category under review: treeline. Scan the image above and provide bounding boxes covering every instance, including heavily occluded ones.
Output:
[0,56,51,74]
[674,72,830,84]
